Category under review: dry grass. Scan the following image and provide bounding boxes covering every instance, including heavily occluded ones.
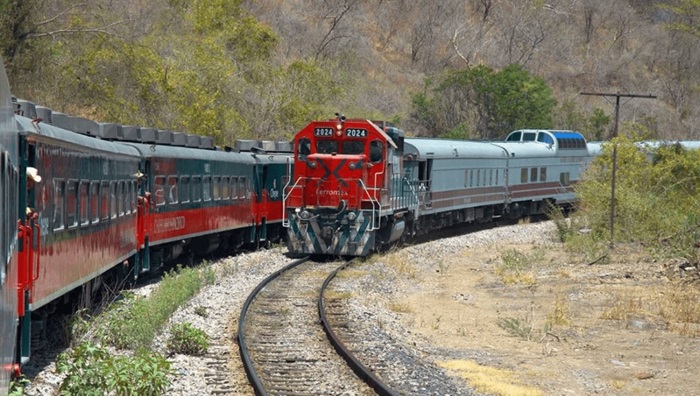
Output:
[546,292,570,326]
[599,283,700,337]
[375,251,417,279]
[658,283,700,337]
[323,290,352,300]
[438,360,543,396]
[600,293,650,321]
[495,249,543,285]
[388,301,413,313]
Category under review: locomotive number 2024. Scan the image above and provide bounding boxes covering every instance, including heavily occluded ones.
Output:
[345,128,367,138]
[314,127,334,137]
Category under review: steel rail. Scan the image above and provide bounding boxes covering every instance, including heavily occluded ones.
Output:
[237,256,309,396]
[318,259,401,396]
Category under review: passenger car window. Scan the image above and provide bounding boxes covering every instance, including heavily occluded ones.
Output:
[169,176,180,204]
[507,131,521,141]
[54,179,65,231]
[90,181,100,223]
[79,181,89,226]
[154,176,166,206]
[100,181,110,220]
[66,180,78,228]
[178,176,189,204]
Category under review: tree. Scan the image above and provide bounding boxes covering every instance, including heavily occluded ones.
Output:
[410,64,556,139]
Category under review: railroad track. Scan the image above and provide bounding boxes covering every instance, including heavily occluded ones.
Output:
[321,261,475,396]
[238,258,396,395]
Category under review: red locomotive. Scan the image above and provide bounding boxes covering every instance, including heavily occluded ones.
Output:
[284,115,415,256]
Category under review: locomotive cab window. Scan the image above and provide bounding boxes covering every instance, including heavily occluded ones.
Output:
[297,138,311,160]
[317,140,337,154]
[370,141,383,162]
[342,141,365,155]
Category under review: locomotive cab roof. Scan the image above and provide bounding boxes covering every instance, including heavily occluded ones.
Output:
[295,119,399,150]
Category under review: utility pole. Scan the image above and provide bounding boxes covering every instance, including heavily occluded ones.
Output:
[579,92,656,248]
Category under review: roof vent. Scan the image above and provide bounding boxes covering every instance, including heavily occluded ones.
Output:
[16,99,37,119]
[140,127,157,143]
[186,135,201,148]
[35,106,53,124]
[157,130,173,145]
[99,123,121,140]
[172,132,187,146]
[200,136,215,150]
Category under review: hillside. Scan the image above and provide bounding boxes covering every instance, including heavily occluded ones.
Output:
[2,0,699,141]
[245,0,700,139]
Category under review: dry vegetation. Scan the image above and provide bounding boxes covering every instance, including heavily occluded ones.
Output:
[380,235,700,395]
[4,0,700,140]
[248,0,700,139]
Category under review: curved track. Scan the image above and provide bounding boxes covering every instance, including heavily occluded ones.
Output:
[238,258,395,395]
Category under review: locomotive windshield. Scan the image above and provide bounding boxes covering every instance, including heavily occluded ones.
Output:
[342,140,364,154]
[316,140,337,154]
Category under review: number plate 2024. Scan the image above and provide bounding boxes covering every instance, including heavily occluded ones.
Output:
[314,127,334,137]
[345,128,367,138]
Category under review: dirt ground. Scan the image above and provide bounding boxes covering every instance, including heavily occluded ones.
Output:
[392,242,700,395]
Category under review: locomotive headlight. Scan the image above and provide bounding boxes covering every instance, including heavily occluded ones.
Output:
[308,161,317,168]
[300,210,311,220]
[349,162,356,170]
[347,212,357,222]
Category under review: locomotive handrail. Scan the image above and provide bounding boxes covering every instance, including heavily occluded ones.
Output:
[282,176,305,227]
[358,178,379,231]
[281,158,294,227]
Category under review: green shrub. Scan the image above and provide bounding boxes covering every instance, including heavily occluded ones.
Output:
[575,136,700,261]
[166,322,209,356]
[94,265,207,350]
[56,342,171,396]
